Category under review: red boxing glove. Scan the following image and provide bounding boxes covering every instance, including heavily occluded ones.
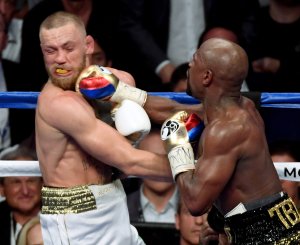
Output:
[76,65,147,106]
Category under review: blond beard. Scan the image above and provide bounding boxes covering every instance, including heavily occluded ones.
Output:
[49,57,86,91]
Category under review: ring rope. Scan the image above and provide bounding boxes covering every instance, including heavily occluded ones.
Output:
[0,161,41,177]
[0,161,299,181]
[274,162,300,181]
[2,92,300,108]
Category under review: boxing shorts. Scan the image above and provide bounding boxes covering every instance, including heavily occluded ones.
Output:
[40,179,145,245]
[224,192,300,244]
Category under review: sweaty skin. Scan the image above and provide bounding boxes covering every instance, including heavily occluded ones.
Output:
[35,14,200,188]
[36,19,174,188]
[177,38,282,215]
[36,80,175,186]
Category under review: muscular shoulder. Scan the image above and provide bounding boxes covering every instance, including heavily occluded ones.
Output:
[205,110,253,155]
[209,117,248,141]
[37,83,93,126]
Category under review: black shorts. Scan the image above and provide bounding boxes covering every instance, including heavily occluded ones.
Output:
[224,193,300,244]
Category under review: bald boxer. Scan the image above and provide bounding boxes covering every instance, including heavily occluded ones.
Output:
[36,11,201,245]
[161,38,300,244]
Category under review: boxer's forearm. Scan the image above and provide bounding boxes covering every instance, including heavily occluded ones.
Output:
[76,65,203,123]
[144,95,203,124]
[119,148,173,182]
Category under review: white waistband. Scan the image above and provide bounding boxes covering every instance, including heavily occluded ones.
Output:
[225,192,285,218]
[88,179,124,199]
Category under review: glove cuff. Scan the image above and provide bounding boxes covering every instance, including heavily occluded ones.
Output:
[168,143,195,180]
[110,81,147,106]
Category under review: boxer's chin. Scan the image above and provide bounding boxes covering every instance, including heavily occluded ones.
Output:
[51,76,76,91]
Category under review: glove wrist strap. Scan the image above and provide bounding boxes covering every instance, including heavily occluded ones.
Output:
[168,143,195,179]
[110,81,147,106]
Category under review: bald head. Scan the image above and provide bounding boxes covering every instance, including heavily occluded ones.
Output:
[197,38,248,88]
[202,27,238,43]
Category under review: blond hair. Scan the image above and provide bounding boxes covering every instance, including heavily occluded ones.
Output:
[39,11,86,38]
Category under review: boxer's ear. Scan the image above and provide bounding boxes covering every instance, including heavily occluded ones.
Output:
[203,69,212,87]
[85,35,94,55]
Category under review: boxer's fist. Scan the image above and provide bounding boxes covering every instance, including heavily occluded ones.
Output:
[161,111,203,179]
[76,65,147,106]
[113,100,151,147]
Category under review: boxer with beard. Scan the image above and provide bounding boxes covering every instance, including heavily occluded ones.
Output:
[36,11,201,245]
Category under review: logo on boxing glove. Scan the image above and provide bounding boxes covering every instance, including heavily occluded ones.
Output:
[161,120,180,140]
[161,111,204,179]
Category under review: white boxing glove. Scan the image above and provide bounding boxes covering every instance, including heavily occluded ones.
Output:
[114,99,151,147]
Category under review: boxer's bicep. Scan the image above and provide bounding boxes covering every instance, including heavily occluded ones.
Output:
[201,131,240,183]
[197,126,241,191]
[177,124,241,215]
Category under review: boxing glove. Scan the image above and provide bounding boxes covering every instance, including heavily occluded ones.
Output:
[185,113,205,143]
[161,111,203,179]
[76,65,147,106]
[114,99,151,147]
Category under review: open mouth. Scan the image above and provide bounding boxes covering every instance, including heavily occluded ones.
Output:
[56,68,69,75]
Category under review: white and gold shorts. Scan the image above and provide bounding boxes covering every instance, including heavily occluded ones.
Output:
[40,179,145,245]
